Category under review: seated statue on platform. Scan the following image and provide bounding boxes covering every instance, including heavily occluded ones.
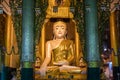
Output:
[37,20,75,76]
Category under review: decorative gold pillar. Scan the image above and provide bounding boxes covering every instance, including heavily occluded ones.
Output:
[5,15,12,67]
[9,19,14,67]
[75,30,80,66]
[110,12,119,67]
[75,25,83,66]
[2,15,12,80]
[10,25,19,68]
[39,19,49,62]
[110,12,120,79]
[41,24,45,61]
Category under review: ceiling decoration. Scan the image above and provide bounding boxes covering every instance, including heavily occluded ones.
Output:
[0,0,119,15]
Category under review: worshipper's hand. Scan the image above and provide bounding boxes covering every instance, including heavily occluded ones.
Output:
[104,67,113,80]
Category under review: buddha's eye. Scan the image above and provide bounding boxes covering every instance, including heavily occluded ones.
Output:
[55,26,59,30]
[61,26,65,29]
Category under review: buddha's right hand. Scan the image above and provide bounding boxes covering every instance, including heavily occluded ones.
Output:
[36,67,47,77]
[40,67,47,76]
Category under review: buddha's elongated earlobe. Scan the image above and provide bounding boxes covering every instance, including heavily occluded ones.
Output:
[65,34,68,39]
[53,34,56,40]
[64,36,66,39]
[52,31,55,40]
[64,31,67,39]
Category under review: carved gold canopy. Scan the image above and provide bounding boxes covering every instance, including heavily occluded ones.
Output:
[46,0,73,18]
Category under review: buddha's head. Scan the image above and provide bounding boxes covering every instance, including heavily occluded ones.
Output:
[53,21,67,39]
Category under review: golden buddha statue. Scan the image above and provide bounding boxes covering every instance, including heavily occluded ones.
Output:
[36,20,75,76]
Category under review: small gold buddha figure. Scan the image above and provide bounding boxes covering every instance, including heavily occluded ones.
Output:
[79,57,87,68]
[54,0,70,7]
[37,20,74,76]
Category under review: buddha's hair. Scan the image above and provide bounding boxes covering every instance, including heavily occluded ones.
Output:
[53,21,66,26]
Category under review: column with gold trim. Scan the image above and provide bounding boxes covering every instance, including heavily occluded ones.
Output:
[84,0,100,80]
[21,0,35,80]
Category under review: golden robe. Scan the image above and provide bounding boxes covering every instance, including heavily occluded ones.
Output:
[51,40,74,65]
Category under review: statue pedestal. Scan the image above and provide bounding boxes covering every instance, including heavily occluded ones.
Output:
[35,65,87,80]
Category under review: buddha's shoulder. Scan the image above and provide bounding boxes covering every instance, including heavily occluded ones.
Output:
[46,40,52,44]
[45,40,52,46]
[46,40,58,45]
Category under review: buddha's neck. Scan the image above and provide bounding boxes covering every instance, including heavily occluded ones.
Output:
[54,38,65,40]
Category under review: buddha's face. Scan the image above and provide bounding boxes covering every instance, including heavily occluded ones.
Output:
[53,21,67,39]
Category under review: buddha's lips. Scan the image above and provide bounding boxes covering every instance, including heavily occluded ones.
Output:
[58,32,62,34]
